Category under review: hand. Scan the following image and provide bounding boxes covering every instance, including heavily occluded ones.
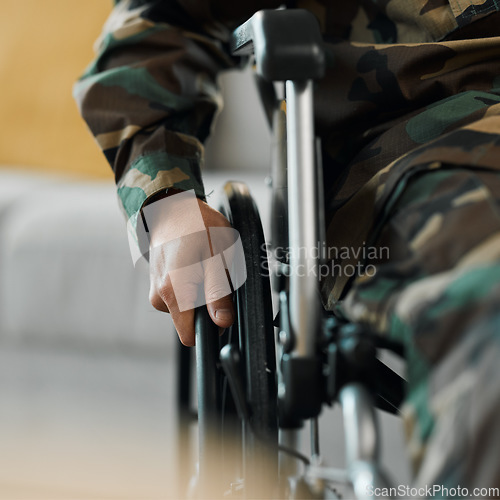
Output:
[147,192,236,346]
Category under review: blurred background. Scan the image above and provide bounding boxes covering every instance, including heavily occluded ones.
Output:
[0,1,408,498]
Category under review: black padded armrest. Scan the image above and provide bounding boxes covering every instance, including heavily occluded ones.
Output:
[230,9,325,81]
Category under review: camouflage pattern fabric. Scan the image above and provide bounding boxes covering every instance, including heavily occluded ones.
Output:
[338,166,500,493]
[74,0,500,493]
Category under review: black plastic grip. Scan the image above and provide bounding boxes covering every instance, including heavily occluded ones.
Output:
[230,9,325,81]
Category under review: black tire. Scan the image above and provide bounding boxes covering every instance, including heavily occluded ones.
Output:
[219,181,279,497]
[219,181,277,439]
[194,181,278,498]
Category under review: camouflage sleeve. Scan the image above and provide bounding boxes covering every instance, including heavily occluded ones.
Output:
[73,0,280,244]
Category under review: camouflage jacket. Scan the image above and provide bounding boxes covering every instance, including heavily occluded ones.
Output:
[74,0,500,280]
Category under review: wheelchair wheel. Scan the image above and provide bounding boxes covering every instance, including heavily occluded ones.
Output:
[195,181,278,498]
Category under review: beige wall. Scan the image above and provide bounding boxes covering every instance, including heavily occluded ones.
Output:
[0,1,112,178]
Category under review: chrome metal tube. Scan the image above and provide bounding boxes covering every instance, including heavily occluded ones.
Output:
[339,383,392,499]
[310,417,320,459]
[286,80,319,357]
[279,428,302,477]
[339,383,379,465]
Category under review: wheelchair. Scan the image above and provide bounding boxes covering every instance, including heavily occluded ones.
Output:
[176,9,407,499]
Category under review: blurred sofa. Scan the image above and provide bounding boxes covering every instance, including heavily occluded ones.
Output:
[0,169,170,352]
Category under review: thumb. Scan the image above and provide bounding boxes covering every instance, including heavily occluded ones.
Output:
[202,255,235,328]
[206,293,235,329]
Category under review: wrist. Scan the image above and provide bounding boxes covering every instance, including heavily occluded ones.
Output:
[143,190,209,248]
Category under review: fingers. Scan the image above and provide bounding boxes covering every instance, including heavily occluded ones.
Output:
[150,274,198,346]
[149,256,235,344]
[170,306,196,347]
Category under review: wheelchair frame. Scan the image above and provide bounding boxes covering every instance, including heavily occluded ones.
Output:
[177,9,407,499]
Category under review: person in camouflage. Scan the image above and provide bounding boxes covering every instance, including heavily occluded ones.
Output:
[74,0,500,495]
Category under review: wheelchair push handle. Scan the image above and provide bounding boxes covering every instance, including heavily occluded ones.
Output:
[230,9,325,81]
